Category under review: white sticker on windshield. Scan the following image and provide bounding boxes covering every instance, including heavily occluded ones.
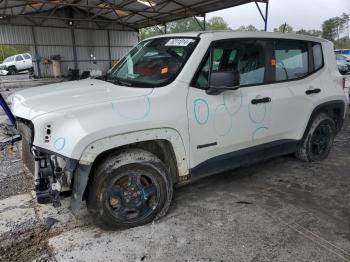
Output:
[165,39,195,47]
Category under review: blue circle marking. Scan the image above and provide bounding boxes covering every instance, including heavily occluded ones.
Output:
[54,137,66,151]
[193,98,209,125]
[248,103,267,124]
[252,126,268,141]
[111,96,151,120]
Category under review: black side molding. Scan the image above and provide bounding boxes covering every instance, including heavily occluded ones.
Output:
[190,139,299,181]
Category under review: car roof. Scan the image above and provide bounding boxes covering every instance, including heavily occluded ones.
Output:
[147,31,328,43]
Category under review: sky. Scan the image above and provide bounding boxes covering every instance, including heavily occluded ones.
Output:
[206,0,350,32]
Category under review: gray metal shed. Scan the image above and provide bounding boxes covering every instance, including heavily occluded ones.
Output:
[0,0,269,78]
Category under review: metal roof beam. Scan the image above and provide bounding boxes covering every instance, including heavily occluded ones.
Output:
[7,13,137,30]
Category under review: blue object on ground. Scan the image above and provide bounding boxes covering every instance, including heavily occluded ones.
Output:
[0,93,17,128]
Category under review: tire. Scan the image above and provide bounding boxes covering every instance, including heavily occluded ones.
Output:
[87,149,173,230]
[295,113,336,162]
[7,67,17,75]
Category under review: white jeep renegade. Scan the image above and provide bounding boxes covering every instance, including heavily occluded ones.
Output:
[11,31,347,229]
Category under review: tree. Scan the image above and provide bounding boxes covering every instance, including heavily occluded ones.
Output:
[235,24,258,31]
[0,45,30,62]
[322,13,349,41]
[167,17,203,33]
[207,16,231,31]
[273,23,294,33]
[139,26,163,40]
[296,29,322,37]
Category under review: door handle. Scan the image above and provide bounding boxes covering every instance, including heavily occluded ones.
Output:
[305,88,321,95]
[251,97,271,104]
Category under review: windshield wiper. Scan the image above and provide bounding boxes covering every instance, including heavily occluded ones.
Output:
[107,78,133,87]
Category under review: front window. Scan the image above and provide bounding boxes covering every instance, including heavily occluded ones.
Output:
[193,39,266,89]
[108,37,198,87]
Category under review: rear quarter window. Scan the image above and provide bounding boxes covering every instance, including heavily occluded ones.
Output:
[312,43,323,70]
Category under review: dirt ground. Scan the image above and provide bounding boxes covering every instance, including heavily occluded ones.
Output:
[0,83,349,261]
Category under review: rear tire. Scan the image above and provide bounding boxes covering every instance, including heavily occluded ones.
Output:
[295,113,336,162]
[87,149,173,230]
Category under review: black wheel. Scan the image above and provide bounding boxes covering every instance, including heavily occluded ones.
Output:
[87,149,173,230]
[295,113,336,162]
[7,67,17,75]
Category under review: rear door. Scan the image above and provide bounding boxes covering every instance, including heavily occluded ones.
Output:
[22,54,32,69]
[15,55,25,71]
[268,39,325,141]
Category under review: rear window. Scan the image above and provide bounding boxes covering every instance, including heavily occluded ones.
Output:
[275,40,308,81]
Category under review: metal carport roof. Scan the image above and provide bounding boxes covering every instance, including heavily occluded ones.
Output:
[0,0,269,30]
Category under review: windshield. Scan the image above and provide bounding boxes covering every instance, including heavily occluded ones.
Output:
[4,56,14,63]
[107,37,198,87]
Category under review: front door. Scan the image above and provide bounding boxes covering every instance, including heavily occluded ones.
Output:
[187,38,274,170]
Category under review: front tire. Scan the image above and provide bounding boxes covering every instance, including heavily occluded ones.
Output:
[87,149,173,230]
[7,67,17,75]
[295,113,336,162]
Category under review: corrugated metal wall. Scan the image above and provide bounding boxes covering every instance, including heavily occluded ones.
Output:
[0,25,138,77]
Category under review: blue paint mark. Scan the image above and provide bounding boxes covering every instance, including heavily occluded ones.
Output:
[223,90,243,116]
[248,103,267,124]
[252,126,268,141]
[54,137,66,151]
[213,104,232,136]
[193,98,209,125]
[111,96,151,120]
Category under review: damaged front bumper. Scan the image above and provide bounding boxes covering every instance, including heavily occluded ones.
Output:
[31,147,91,214]
[18,119,91,214]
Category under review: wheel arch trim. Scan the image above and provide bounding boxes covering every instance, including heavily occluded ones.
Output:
[302,100,346,142]
[79,128,189,177]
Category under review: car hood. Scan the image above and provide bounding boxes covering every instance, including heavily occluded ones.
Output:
[11,78,153,120]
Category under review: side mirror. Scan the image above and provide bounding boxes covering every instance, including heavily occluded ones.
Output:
[206,71,240,95]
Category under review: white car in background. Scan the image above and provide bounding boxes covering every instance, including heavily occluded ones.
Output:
[336,54,350,74]
[0,53,33,75]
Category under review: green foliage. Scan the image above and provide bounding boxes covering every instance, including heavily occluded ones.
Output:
[273,23,294,33]
[167,17,203,33]
[296,29,322,37]
[0,45,30,62]
[207,17,231,31]
[335,37,350,49]
[235,24,258,32]
[322,13,349,41]
[139,16,231,40]
[139,26,163,41]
